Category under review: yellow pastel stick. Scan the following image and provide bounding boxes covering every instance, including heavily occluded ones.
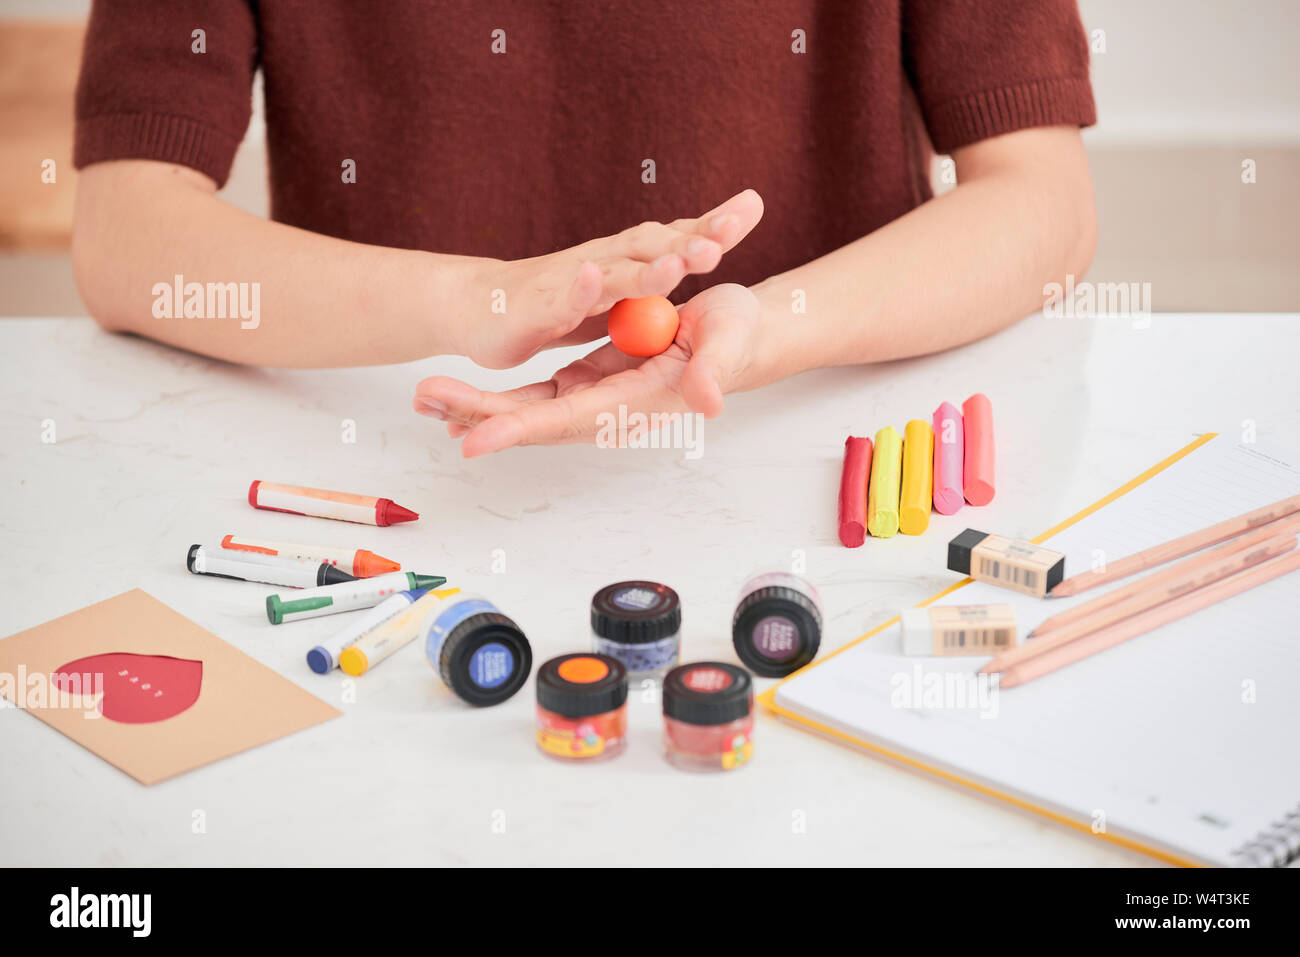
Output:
[867,426,902,538]
[899,420,934,535]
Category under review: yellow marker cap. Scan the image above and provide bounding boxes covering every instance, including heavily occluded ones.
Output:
[339,646,369,676]
[899,419,934,536]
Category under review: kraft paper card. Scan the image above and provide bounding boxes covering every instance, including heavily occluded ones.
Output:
[0,589,341,785]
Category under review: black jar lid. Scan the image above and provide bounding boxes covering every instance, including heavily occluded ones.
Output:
[732,582,822,677]
[536,653,628,718]
[436,610,533,707]
[663,662,753,725]
[591,581,681,645]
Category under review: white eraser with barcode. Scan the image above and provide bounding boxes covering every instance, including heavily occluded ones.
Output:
[900,608,933,656]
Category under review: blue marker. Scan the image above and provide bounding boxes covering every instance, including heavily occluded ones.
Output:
[306,588,429,674]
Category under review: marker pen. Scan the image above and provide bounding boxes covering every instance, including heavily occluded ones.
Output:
[266,571,446,624]
[308,587,431,674]
[186,545,355,588]
[222,534,400,578]
[339,591,447,676]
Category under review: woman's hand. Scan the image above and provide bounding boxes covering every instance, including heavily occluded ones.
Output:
[414,282,796,456]
[452,190,764,370]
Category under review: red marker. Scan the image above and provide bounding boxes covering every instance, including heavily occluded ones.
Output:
[248,481,419,527]
[838,436,873,548]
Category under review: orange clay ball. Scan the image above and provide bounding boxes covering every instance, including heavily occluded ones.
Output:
[608,295,680,357]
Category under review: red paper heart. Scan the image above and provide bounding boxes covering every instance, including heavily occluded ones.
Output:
[52,652,203,723]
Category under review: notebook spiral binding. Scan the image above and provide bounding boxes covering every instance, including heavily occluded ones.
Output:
[1229,806,1300,867]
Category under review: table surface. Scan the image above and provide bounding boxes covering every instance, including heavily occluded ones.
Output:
[2,313,1298,867]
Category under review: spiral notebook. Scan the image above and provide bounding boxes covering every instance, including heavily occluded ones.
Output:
[762,434,1300,867]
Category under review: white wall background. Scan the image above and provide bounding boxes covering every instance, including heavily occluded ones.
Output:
[1079,0,1300,145]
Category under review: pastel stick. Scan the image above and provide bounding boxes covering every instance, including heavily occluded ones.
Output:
[932,401,965,515]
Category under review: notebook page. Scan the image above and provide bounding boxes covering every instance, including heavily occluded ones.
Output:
[776,438,1300,866]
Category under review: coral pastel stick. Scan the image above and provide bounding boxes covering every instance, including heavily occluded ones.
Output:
[931,401,964,515]
[837,436,872,547]
[961,393,995,506]
[1050,494,1300,597]
[1032,512,1300,636]
[985,545,1300,689]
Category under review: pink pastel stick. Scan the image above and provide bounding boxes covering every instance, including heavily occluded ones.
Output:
[962,393,995,506]
[931,402,964,514]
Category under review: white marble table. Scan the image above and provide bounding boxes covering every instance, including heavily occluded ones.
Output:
[1,314,1297,867]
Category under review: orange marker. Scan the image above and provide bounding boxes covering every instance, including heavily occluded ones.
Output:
[248,481,418,526]
[221,535,400,578]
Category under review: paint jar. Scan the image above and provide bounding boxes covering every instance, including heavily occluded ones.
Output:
[535,653,628,762]
[422,595,532,707]
[662,662,754,772]
[731,573,822,677]
[590,580,681,681]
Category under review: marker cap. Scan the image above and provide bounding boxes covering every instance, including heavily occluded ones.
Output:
[339,646,369,675]
[306,647,332,674]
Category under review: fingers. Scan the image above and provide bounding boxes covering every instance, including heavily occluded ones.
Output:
[602,189,764,264]
[681,355,726,418]
[591,253,690,310]
[413,376,552,428]
[668,188,765,254]
[677,284,757,418]
[461,373,659,457]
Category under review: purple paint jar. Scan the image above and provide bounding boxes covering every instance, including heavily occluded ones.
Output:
[731,573,822,677]
[590,581,681,682]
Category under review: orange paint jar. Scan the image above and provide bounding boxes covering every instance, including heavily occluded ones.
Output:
[535,653,628,762]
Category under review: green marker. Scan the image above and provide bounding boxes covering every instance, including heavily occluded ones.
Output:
[266,571,447,624]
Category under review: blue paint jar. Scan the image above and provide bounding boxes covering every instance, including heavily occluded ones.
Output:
[422,595,532,707]
[590,580,681,682]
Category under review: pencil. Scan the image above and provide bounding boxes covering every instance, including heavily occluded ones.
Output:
[1016,533,1295,654]
[1031,513,1300,637]
[1049,494,1300,597]
[986,547,1300,689]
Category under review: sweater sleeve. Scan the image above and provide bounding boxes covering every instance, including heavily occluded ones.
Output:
[902,0,1096,153]
[74,0,258,187]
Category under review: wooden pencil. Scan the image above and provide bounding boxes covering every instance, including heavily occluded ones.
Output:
[1049,494,1300,597]
[1032,513,1300,637]
[987,548,1300,689]
[1014,533,1295,656]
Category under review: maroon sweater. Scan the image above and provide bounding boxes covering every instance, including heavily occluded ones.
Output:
[75,1,1095,300]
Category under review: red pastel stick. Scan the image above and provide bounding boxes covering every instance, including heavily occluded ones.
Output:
[838,436,873,547]
[962,394,995,506]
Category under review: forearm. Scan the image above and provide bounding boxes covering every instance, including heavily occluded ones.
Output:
[73,161,479,367]
[752,127,1097,378]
